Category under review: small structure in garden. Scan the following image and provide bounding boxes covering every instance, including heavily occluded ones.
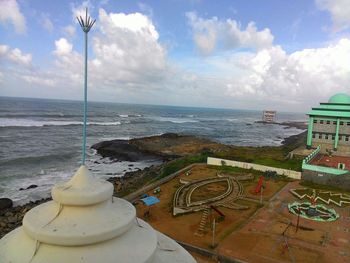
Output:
[288,201,339,222]
[141,195,160,218]
[290,188,350,207]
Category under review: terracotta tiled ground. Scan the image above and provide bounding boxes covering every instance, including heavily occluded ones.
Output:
[218,181,350,263]
[310,154,350,170]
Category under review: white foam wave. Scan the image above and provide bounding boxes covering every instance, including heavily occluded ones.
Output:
[118,114,142,118]
[0,118,121,127]
[154,117,199,123]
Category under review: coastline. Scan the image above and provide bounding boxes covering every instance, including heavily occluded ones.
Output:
[0,130,307,238]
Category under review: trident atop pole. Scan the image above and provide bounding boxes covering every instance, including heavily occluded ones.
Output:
[77,8,95,165]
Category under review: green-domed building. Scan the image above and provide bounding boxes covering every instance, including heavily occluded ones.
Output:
[306,93,350,156]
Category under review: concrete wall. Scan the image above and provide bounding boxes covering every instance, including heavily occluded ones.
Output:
[313,121,336,133]
[207,157,301,179]
[311,117,350,156]
[302,169,350,191]
[313,118,350,134]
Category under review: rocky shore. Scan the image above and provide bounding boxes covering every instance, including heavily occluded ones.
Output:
[255,121,308,130]
[92,133,227,161]
[0,131,306,238]
[0,198,50,238]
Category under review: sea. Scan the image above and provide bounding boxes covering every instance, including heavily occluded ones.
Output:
[0,97,307,205]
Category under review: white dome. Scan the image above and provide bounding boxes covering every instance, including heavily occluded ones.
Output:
[0,166,195,263]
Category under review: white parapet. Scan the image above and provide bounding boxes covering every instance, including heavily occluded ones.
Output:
[207,157,302,179]
[0,166,196,263]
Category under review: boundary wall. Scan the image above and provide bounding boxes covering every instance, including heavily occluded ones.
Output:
[207,157,301,180]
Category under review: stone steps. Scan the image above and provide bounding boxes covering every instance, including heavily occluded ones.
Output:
[195,208,209,236]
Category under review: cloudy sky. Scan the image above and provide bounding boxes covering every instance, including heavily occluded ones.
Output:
[0,0,350,111]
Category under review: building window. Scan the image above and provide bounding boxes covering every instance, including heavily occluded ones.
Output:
[319,134,323,139]
[325,134,329,140]
[340,121,344,125]
[326,120,330,124]
[333,121,336,125]
[347,122,350,126]
[332,135,335,140]
[313,119,317,124]
[312,133,315,139]
[346,136,349,142]
[320,120,324,124]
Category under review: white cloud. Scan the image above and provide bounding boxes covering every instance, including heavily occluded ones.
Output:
[71,1,94,22]
[316,0,350,32]
[46,9,168,97]
[0,44,32,66]
[40,13,53,33]
[63,25,76,37]
[54,38,73,55]
[1,7,349,111]
[21,75,57,87]
[186,12,274,55]
[219,38,350,107]
[0,0,26,34]
[91,9,167,88]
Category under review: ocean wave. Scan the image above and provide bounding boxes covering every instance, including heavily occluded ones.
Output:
[0,113,76,118]
[153,117,199,123]
[0,118,121,127]
[0,152,77,166]
[118,114,142,118]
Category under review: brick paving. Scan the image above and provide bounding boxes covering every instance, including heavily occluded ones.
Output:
[218,181,350,263]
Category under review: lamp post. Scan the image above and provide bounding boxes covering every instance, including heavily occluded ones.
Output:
[77,8,95,165]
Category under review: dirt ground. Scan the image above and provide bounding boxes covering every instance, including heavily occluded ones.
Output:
[135,165,286,248]
[191,180,228,202]
[135,165,350,263]
[136,165,265,248]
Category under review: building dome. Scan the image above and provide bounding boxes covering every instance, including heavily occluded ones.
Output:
[328,93,350,104]
[0,166,195,263]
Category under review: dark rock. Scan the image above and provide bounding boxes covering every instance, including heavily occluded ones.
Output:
[128,164,134,167]
[4,212,13,217]
[160,133,179,139]
[7,216,17,223]
[20,185,38,191]
[0,198,13,210]
[91,139,162,162]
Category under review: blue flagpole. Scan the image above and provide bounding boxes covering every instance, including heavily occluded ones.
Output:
[77,8,95,166]
[82,30,88,165]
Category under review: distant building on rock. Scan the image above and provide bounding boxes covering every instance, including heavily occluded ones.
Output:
[262,110,276,123]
